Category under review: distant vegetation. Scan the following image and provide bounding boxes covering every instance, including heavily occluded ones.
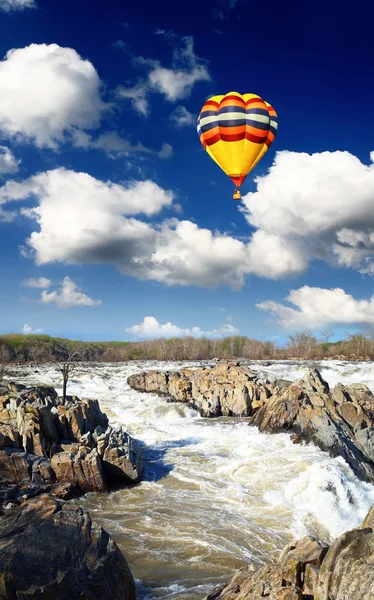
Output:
[0,330,374,363]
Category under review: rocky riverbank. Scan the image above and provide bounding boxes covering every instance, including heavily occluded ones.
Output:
[203,504,374,599]
[0,380,142,508]
[0,493,136,599]
[128,362,374,484]
[0,378,143,598]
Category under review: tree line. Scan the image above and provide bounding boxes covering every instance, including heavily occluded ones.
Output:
[1,330,374,363]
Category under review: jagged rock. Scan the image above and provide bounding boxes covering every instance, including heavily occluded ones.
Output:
[0,479,81,511]
[0,494,136,599]
[316,526,374,599]
[128,363,273,418]
[57,397,108,442]
[0,424,21,450]
[48,482,81,500]
[250,368,374,483]
[95,426,143,484]
[0,382,142,497]
[0,449,30,483]
[202,501,374,600]
[51,446,107,492]
[203,536,330,599]
[31,456,55,484]
[303,564,319,597]
[129,365,374,483]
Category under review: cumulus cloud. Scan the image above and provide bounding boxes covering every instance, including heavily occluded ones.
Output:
[0,44,107,147]
[22,324,43,334]
[170,105,195,127]
[0,167,318,289]
[257,286,374,328]
[22,276,51,288]
[0,0,35,11]
[117,36,210,116]
[0,145,20,174]
[3,149,374,287]
[241,150,374,277]
[41,277,101,308]
[125,316,238,339]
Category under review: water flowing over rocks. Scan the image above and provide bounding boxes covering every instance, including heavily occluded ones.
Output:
[203,505,374,600]
[0,381,142,506]
[128,363,374,483]
[0,493,136,600]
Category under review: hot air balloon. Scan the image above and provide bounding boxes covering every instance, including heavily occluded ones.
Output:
[197,92,278,200]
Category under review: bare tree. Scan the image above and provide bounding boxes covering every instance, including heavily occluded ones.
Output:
[51,342,84,403]
[288,330,318,358]
[320,328,334,344]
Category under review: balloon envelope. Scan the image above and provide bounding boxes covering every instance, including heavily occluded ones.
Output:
[197,91,278,188]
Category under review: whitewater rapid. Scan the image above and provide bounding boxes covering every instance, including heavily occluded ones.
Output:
[9,359,374,599]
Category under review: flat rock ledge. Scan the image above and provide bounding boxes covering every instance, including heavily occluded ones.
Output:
[0,493,136,600]
[128,363,374,483]
[0,381,143,508]
[203,504,374,600]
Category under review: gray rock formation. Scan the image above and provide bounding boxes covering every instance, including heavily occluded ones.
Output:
[0,493,136,600]
[203,504,374,600]
[128,363,273,418]
[0,381,142,505]
[128,363,374,483]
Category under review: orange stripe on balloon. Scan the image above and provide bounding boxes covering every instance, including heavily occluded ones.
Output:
[219,125,246,135]
[203,126,220,141]
[245,124,269,137]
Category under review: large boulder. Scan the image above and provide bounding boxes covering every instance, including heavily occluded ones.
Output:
[51,445,107,492]
[128,363,273,418]
[202,503,374,600]
[94,426,143,484]
[204,536,328,600]
[0,494,136,599]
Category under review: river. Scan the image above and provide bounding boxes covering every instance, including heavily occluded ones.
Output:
[9,359,374,599]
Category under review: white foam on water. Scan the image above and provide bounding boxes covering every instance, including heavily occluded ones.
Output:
[8,360,374,599]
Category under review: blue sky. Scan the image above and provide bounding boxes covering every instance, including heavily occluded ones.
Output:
[0,0,373,344]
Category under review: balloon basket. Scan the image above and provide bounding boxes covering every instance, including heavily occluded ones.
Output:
[233,189,241,200]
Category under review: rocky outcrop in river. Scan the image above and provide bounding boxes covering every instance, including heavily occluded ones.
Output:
[203,504,374,599]
[0,381,142,508]
[0,493,136,599]
[128,363,374,483]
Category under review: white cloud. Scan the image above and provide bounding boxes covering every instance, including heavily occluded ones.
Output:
[257,286,374,328]
[0,145,20,174]
[41,276,101,308]
[0,0,35,11]
[126,316,238,339]
[117,36,210,115]
[0,44,107,147]
[22,323,43,334]
[0,168,311,289]
[241,150,374,277]
[22,276,51,288]
[170,105,195,127]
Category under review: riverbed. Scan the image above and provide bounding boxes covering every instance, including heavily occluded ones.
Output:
[9,360,374,599]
